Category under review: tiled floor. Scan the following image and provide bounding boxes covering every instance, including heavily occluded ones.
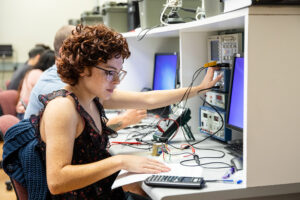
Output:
[0,141,17,200]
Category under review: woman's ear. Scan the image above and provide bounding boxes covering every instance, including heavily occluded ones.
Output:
[79,67,90,77]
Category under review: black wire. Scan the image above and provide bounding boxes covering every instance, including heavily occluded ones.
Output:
[172,66,205,115]
[180,158,232,169]
[176,67,203,104]
[167,66,217,145]
[166,130,227,167]
[200,162,232,169]
[159,65,229,169]
[120,143,152,150]
[189,96,224,146]
[137,24,162,41]
[166,152,194,156]
[182,67,205,103]
[180,128,227,160]
[126,129,156,142]
[167,85,220,145]
[150,65,226,168]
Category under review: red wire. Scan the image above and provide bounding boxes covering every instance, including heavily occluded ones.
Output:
[157,118,180,140]
[180,143,195,157]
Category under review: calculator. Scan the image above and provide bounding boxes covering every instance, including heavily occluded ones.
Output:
[144,175,206,189]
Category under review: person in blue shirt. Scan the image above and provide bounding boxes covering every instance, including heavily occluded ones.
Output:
[24,25,73,118]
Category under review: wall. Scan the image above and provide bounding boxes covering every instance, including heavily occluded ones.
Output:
[120,37,179,92]
[0,0,97,63]
[246,13,300,187]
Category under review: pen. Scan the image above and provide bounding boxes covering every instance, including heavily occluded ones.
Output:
[206,179,243,184]
[111,141,142,145]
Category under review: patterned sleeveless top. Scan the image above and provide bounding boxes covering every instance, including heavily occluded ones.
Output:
[30,89,125,200]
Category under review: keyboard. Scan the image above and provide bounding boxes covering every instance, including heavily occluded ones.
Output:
[224,143,243,157]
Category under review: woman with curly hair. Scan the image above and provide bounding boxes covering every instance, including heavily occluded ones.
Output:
[33,24,221,199]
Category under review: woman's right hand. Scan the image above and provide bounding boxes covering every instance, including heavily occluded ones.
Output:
[119,155,171,174]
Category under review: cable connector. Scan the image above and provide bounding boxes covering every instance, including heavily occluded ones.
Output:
[193,154,201,166]
[211,86,221,89]
[204,61,217,68]
[217,63,230,68]
[203,61,230,68]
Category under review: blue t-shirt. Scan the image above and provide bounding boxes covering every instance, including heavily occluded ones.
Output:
[24,65,65,119]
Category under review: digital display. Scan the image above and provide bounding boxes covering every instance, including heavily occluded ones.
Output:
[153,54,178,90]
[211,41,219,61]
[217,95,222,100]
[227,57,244,130]
[182,177,193,182]
[203,113,208,118]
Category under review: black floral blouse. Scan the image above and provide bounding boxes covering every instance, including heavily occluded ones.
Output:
[31,89,125,200]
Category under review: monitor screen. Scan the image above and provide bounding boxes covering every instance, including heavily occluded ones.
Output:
[153,53,178,90]
[210,41,219,61]
[226,56,244,131]
[0,45,13,57]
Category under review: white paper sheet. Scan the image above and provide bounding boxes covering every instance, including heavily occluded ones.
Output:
[112,163,203,189]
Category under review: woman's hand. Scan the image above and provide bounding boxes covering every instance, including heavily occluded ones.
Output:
[122,109,147,127]
[199,67,223,91]
[107,109,147,131]
[16,101,26,113]
[119,155,170,174]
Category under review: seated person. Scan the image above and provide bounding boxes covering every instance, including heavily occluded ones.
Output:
[16,50,55,119]
[24,26,147,130]
[32,24,221,199]
[8,46,46,90]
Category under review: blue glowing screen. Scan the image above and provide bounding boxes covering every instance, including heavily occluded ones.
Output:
[228,57,244,130]
[153,54,177,90]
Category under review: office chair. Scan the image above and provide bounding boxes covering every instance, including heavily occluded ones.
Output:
[0,90,18,116]
[0,114,28,200]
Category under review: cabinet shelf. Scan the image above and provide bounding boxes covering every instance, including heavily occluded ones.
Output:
[123,8,247,38]
[120,6,300,198]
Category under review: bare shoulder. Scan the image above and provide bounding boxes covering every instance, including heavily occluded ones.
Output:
[28,69,43,77]
[40,96,80,142]
[43,96,79,123]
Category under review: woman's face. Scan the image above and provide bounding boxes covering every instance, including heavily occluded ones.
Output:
[82,56,125,100]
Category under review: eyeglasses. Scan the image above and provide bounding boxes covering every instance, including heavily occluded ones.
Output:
[94,65,127,82]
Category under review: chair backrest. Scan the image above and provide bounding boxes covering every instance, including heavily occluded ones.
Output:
[10,179,28,200]
[0,90,18,116]
[0,115,28,200]
[0,114,19,134]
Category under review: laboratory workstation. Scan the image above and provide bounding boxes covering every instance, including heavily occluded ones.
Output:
[0,0,300,200]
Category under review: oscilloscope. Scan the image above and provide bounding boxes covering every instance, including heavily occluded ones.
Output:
[207,33,242,66]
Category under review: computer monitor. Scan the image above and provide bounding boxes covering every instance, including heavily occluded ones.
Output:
[0,45,13,57]
[152,53,178,90]
[226,56,244,132]
[150,53,178,117]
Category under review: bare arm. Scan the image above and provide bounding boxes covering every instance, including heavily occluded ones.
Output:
[107,109,147,131]
[41,98,169,195]
[103,67,222,109]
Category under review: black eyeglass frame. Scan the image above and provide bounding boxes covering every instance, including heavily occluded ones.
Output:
[94,65,127,82]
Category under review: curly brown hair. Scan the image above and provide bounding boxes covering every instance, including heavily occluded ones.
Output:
[56,24,131,86]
